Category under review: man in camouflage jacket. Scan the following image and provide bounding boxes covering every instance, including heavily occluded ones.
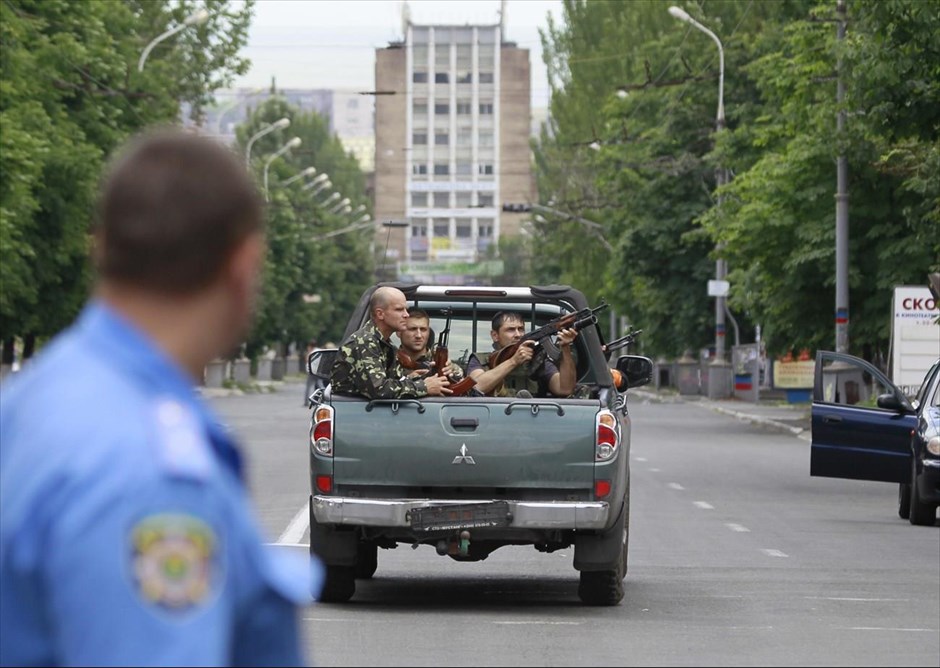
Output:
[330,287,452,399]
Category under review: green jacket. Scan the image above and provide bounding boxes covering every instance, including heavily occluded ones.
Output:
[331,321,429,399]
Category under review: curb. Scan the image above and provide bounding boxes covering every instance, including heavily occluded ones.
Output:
[630,388,810,441]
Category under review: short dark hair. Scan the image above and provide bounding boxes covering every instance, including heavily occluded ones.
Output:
[491,311,524,332]
[96,128,263,294]
[408,308,429,322]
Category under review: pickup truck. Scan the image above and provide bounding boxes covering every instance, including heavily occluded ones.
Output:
[305,283,653,605]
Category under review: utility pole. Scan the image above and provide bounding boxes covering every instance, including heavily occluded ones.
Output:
[835,0,850,353]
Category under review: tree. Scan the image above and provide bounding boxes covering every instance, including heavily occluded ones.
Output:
[0,0,253,361]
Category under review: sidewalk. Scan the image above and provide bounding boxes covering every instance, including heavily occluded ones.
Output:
[629,387,812,441]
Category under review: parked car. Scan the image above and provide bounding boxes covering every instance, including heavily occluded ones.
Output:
[810,351,940,525]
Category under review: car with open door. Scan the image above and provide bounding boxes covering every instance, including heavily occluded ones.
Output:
[810,351,940,525]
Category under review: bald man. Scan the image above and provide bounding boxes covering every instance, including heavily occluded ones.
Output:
[330,287,451,399]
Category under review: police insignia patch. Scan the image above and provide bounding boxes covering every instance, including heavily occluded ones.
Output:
[130,514,218,612]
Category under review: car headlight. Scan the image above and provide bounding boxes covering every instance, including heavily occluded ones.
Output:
[926,435,940,457]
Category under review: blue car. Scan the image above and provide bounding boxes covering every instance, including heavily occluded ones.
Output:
[810,351,940,526]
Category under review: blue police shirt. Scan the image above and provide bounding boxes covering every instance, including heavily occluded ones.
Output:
[0,301,321,666]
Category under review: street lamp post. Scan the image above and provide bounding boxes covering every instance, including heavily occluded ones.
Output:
[316,192,341,207]
[262,137,302,201]
[138,8,209,72]
[307,179,332,198]
[327,197,351,215]
[245,118,290,169]
[280,166,317,187]
[668,5,732,399]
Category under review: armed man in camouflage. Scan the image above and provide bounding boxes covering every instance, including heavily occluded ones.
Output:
[330,287,452,399]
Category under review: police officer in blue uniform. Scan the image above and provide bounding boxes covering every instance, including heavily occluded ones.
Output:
[0,130,320,666]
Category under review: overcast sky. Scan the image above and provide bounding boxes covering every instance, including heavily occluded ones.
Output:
[232,0,563,108]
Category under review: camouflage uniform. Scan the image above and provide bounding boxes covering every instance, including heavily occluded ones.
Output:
[331,321,429,399]
[466,348,558,397]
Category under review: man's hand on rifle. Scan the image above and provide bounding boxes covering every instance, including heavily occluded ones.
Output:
[512,340,536,367]
[423,373,452,396]
[556,327,578,348]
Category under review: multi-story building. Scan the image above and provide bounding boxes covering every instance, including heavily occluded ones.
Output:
[374,19,533,284]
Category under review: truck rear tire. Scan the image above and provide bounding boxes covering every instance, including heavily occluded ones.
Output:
[909,465,936,526]
[355,542,378,579]
[577,494,628,606]
[318,565,356,603]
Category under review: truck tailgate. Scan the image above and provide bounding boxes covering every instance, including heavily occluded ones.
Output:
[331,399,599,490]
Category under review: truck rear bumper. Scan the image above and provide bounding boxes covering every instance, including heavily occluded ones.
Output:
[312,496,610,530]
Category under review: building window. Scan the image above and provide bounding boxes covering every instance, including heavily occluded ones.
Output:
[433,163,449,175]
[414,103,428,116]
[434,133,448,145]
[456,130,472,145]
[434,103,449,115]
[413,164,428,175]
[433,192,449,207]
[413,71,428,84]
[434,72,449,84]
[413,44,428,63]
[479,131,494,146]
[411,223,427,237]
[413,132,427,145]
[456,162,472,176]
[478,72,494,84]
[479,103,494,115]
[478,193,494,207]
[433,218,450,237]
[478,220,494,236]
[478,163,494,175]
[456,102,472,115]
[411,192,428,207]
[456,192,472,207]
[456,71,472,84]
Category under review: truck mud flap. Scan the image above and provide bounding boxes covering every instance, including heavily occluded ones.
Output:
[573,497,626,572]
[309,495,358,566]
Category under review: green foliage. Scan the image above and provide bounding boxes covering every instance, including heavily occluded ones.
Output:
[536,0,938,360]
[236,97,373,355]
[0,0,254,348]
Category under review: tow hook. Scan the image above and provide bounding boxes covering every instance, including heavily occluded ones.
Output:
[435,530,472,557]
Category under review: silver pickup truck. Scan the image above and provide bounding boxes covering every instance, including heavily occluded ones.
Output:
[306,283,652,605]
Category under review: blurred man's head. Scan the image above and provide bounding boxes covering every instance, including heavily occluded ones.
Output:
[398,308,431,356]
[490,311,526,348]
[95,129,265,352]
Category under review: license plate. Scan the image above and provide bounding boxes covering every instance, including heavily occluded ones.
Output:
[409,502,511,532]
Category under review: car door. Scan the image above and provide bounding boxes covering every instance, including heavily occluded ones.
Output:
[811,351,916,483]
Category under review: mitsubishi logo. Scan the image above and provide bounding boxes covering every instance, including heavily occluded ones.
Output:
[452,443,476,465]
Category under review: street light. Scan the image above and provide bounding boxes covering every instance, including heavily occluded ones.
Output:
[262,137,301,201]
[280,166,317,187]
[138,8,209,72]
[245,117,290,168]
[668,5,732,398]
[307,179,332,197]
[316,192,341,207]
[349,204,367,217]
[327,197,351,215]
[302,173,329,190]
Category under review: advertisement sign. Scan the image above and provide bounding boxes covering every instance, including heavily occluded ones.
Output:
[773,360,815,389]
[891,286,940,395]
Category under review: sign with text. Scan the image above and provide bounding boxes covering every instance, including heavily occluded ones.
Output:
[773,360,815,389]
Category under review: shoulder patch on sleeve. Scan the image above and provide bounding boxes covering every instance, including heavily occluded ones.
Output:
[153,398,214,480]
[129,513,222,614]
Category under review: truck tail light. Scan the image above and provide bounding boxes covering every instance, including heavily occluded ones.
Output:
[595,409,621,461]
[316,475,333,494]
[311,405,334,457]
[594,479,612,498]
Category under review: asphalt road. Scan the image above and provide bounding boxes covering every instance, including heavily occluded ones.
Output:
[210,381,940,667]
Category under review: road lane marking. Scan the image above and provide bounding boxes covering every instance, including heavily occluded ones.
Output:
[693,501,714,509]
[725,523,750,532]
[635,457,648,462]
[668,482,684,490]
[838,627,936,632]
[760,548,788,558]
[805,597,907,602]
[278,503,310,544]
[493,621,583,625]
[649,468,661,472]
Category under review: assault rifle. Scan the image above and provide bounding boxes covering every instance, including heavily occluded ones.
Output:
[487,302,609,371]
[603,328,643,358]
